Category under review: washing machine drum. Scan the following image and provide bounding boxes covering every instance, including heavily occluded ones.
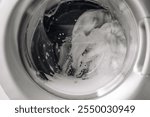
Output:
[4,0,146,99]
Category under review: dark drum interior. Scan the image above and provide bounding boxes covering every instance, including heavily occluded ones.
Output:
[31,0,107,80]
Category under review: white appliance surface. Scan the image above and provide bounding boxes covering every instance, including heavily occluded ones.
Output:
[0,0,150,100]
[0,86,9,100]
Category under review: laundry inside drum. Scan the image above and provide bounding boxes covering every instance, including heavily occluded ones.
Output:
[30,0,127,98]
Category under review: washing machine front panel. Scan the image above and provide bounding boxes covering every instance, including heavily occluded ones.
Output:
[1,0,150,99]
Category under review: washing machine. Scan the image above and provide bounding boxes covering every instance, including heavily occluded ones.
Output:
[0,0,150,100]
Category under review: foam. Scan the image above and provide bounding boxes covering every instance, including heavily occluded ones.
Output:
[61,10,127,79]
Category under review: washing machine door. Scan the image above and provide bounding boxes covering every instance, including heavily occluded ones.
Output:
[0,0,150,99]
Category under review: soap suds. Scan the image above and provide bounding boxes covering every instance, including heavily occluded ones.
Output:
[58,10,127,79]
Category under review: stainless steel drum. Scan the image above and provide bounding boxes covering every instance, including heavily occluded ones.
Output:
[0,0,150,99]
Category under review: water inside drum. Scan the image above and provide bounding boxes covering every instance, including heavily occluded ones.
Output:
[31,0,127,83]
